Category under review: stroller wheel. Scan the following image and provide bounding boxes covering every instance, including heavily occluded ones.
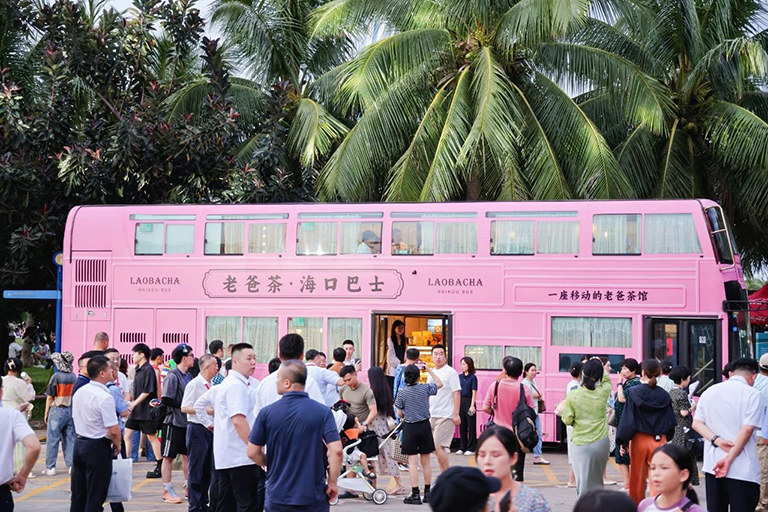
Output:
[362,492,373,501]
[372,489,388,505]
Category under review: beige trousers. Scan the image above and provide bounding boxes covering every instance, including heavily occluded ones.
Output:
[757,437,768,512]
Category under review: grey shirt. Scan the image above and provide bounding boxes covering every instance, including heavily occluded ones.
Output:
[162,368,191,428]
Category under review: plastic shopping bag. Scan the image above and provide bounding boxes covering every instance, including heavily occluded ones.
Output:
[106,456,133,502]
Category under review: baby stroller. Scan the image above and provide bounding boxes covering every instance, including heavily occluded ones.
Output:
[329,403,401,506]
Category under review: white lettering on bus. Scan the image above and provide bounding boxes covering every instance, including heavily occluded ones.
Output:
[427,278,483,287]
[130,276,180,285]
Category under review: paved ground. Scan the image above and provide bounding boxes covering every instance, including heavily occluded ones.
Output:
[14,439,707,511]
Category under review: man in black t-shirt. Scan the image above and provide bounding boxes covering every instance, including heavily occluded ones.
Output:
[123,343,162,478]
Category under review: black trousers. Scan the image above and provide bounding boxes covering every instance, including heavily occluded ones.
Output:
[514,449,526,482]
[71,437,113,512]
[187,423,213,512]
[458,395,477,452]
[0,485,13,512]
[214,465,265,512]
[705,473,760,512]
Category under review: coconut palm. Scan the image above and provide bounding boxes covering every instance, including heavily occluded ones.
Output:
[540,0,768,268]
[311,0,664,201]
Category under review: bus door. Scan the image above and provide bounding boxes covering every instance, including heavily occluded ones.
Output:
[371,313,452,372]
[643,317,721,395]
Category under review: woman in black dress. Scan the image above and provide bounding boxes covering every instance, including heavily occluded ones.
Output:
[668,365,699,485]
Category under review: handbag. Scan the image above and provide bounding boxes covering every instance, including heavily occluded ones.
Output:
[390,435,409,464]
[106,456,133,503]
[530,382,546,414]
[607,408,617,427]
[485,381,500,428]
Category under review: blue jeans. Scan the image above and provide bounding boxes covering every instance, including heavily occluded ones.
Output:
[130,430,156,462]
[533,415,543,457]
[46,406,75,469]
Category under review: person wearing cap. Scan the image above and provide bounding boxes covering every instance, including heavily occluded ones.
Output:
[356,230,381,254]
[159,344,194,504]
[429,466,501,512]
[755,353,768,512]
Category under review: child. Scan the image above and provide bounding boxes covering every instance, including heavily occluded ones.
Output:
[393,363,443,505]
[638,444,706,512]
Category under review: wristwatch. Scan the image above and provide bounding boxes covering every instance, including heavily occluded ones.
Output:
[711,435,720,447]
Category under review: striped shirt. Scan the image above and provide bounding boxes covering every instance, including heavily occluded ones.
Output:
[394,383,438,423]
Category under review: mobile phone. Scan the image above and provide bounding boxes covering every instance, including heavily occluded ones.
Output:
[498,490,511,512]
[149,399,160,407]
[415,361,426,370]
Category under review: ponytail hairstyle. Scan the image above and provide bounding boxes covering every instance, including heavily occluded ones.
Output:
[581,359,604,391]
[4,357,22,375]
[652,444,699,504]
[642,358,662,387]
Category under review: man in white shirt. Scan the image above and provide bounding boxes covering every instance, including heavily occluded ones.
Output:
[693,357,765,512]
[342,339,362,371]
[104,349,130,401]
[71,354,123,512]
[427,344,461,472]
[211,343,264,512]
[306,349,343,406]
[181,354,217,512]
[0,373,40,510]
[754,353,768,512]
[254,334,326,412]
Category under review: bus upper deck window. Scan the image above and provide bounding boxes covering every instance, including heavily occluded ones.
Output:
[437,222,477,254]
[135,223,163,255]
[592,215,641,255]
[297,222,337,255]
[538,221,579,254]
[392,222,434,255]
[165,224,195,254]
[644,214,701,254]
[204,223,244,255]
[490,220,534,255]
[340,222,382,254]
[248,223,286,254]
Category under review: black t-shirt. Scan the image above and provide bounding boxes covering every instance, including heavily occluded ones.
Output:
[131,361,157,421]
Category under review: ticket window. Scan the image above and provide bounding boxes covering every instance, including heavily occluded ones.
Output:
[372,313,451,374]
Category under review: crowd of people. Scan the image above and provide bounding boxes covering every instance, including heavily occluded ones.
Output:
[3,327,768,512]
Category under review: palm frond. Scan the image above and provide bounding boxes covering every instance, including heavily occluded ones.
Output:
[286,98,349,168]
[656,119,697,198]
[567,18,659,74]
[309,0,423,39]
[649,0,704,66]
[613,125,659,198]
[538,42,675,135]
[704,100,768,174]
[700,0,766,48]
[739,91,768,122]
[165,76,264,127]
[496,0,589,56]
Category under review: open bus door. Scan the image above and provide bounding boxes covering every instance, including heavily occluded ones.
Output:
[371,313,452,373]
[643,317,721,395]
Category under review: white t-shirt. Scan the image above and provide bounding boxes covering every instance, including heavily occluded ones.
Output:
[694,375,765,483]
[0,408,33,484]
[254,369,325,415]
[212,371,258,470]
[428,365,461,418]
[72,381,118,439]
[306,364,340,406]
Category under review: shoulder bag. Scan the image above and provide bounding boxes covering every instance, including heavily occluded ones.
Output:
[530,382,546,414]
[485,381,500,429]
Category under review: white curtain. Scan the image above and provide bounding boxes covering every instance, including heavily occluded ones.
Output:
[328,318,362,351]
[537,221,579,254]
[340,222,382,254]
[465,345,504,370]
[592,215,641,254]
[551,317,632,348]
[135,223,163,255]
[491,221,535,255]
[165,224,194,254]
[644,214,701,254]
[243,317,279,363]
[437,222,477,254]
[205,223,244,255]
[297,222,337,255]
[206,316,241,348]
[505,346,542,368]
[288,317,324,352]
[248,223,286,254]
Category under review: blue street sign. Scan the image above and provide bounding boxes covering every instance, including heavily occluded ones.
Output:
[3,290,61,300]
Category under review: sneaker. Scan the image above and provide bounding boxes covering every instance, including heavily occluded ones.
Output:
[532,458,550,465]
[146,466,162,479]
[41,468,56,476]
[423,490,430,503]
[398,464,409,472]
[162,488,183,504]
[464,451,474,456]
[455,450,464,455]
[68,467,72,475]
[338,491,358,499]
[183,484,188,499]
[403,494,422,505]
[603,479,617,486]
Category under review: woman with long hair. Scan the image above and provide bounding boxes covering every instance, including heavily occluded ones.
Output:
[367,366,405,494]
[476,426,550,511]
[458,356,478,455]
[561,359,612,496]
[613,357,640,490]
[616,359,677,505]
[522,362,549,465]
[638,444,705,512]
[386,321,407,388]
[3,357,36,474]
[668,365,699,486]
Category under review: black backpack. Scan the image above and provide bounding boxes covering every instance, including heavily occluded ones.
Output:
[512,383,539,453]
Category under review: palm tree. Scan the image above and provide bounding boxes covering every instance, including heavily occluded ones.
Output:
[311,0,653,202]
[541,0,768,268]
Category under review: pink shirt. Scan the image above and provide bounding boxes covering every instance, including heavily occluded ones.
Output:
[483,378,534,429]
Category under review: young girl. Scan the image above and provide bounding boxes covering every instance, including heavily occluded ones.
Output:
[394,363,443,505]
[638,444,706,512]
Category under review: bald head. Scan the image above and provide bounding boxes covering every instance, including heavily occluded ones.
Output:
[93,332,109,351]
[276,360,307,395]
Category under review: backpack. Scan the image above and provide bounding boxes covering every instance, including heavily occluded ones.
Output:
[512,383,539,453]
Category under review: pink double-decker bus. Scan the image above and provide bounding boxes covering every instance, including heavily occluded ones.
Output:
[61,199,750,442]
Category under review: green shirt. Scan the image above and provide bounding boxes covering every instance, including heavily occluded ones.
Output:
[561,379,612,445]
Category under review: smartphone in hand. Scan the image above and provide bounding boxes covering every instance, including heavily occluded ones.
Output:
[498,490,512,512]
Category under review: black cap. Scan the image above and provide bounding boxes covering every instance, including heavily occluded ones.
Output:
[429,466,502,512]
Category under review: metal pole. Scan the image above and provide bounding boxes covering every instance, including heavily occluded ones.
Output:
[55,258,62,354]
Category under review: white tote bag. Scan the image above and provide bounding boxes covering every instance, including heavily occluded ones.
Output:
[106,456,133,503]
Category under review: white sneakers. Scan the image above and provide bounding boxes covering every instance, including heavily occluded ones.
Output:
[42,468,56,476]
